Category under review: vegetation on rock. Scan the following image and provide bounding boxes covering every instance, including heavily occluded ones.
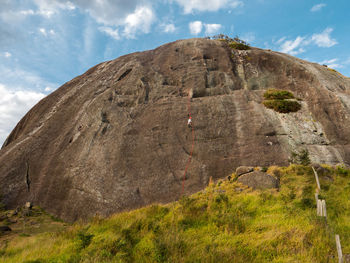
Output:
[263,89,301,113]
[1,165,349,262]
[263,89,295,100]
[263,99,301,113]
[209,34,251,50]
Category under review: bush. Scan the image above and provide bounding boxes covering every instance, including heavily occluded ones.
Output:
[336,165,350,177]
[261,167,268,172]
[263,89,294,100]
[77,231,94,249]
[228,41,250,50]
[263,100,301,113]
[209,34,250,50]
[262,89,301,113]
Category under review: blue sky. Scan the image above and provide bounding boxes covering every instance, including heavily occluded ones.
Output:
[0,0,350,145]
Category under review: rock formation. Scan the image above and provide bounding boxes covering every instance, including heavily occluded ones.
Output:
[237,171,279,190]
[1,38,350,221]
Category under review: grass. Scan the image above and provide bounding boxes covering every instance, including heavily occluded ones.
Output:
[262,89,301,113]
[1,165,349,262]
[263,89,295,100]
[263,100,301,113]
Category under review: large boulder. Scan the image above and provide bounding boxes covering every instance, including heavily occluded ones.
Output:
[0,38,350,221]
[237,171,279,190]
[236,166,254,176]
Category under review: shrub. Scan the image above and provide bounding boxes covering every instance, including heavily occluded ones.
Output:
[263,89,294,100]
[298,150,311,166]
[262,89,301,113]
[77,231,94,249]
[336,165,350,177]
[289,149,311,166]
[228,41,250,50]
[261,167,268,172]
[209,34,251,50]
[300,198,314,209]
[263,100,301,113]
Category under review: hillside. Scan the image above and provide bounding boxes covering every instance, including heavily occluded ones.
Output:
[1,38,350,221]
[1,165,349,262]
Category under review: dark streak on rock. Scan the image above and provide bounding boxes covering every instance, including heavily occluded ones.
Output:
[25,161,31,192]
[117,68,132,81]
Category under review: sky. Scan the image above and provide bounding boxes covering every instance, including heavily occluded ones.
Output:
[0,0,350,146]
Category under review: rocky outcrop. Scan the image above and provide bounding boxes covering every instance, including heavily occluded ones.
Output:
[236,166,254,176]
[237,171,279,190]
[0,38,350,221]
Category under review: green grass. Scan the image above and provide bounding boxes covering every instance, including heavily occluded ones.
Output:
[1,165,349,262]
[263,100,301,113]
[263,89,295,100]
[262,89,301,113]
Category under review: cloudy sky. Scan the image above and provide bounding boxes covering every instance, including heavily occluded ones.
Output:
[0,0,349,145]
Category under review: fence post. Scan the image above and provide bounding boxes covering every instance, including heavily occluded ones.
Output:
[335,234,343,263]
[317,199,322,216]
[321,200,327,218]
[312,167,321,191]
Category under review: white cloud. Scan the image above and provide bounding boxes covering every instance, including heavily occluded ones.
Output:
[1,1,156,39]
[278,27,337,55]
[319,58,342,69]
[311,27,337,47]
[44,86,54,92]
[0,84,45,146]
[20,9,35,16]
[123,6,155,38]
[189,21,223,36]
[189,21,203,35]
[33,0,76,17]
[39,28,47,36]
[163,23,176,33]
[311,3,326,12]
[204,23,222,35]
[276,37,286,45]
[38,28,55,36]
[280,36,306,55]
[72,0,139,26]
[4,52,12,58]
[99,26,120,40]
[0,64,57,94]
[240,32,255,43]
[174,0,243,13]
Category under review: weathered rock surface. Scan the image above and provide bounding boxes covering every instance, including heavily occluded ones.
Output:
[237,171,279,189]
[1,38,350,221]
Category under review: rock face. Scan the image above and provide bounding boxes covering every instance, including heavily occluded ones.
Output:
[237,171,279,190]
[1,38,350,221]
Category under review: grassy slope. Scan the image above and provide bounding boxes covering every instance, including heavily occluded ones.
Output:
[0,165,349,263]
